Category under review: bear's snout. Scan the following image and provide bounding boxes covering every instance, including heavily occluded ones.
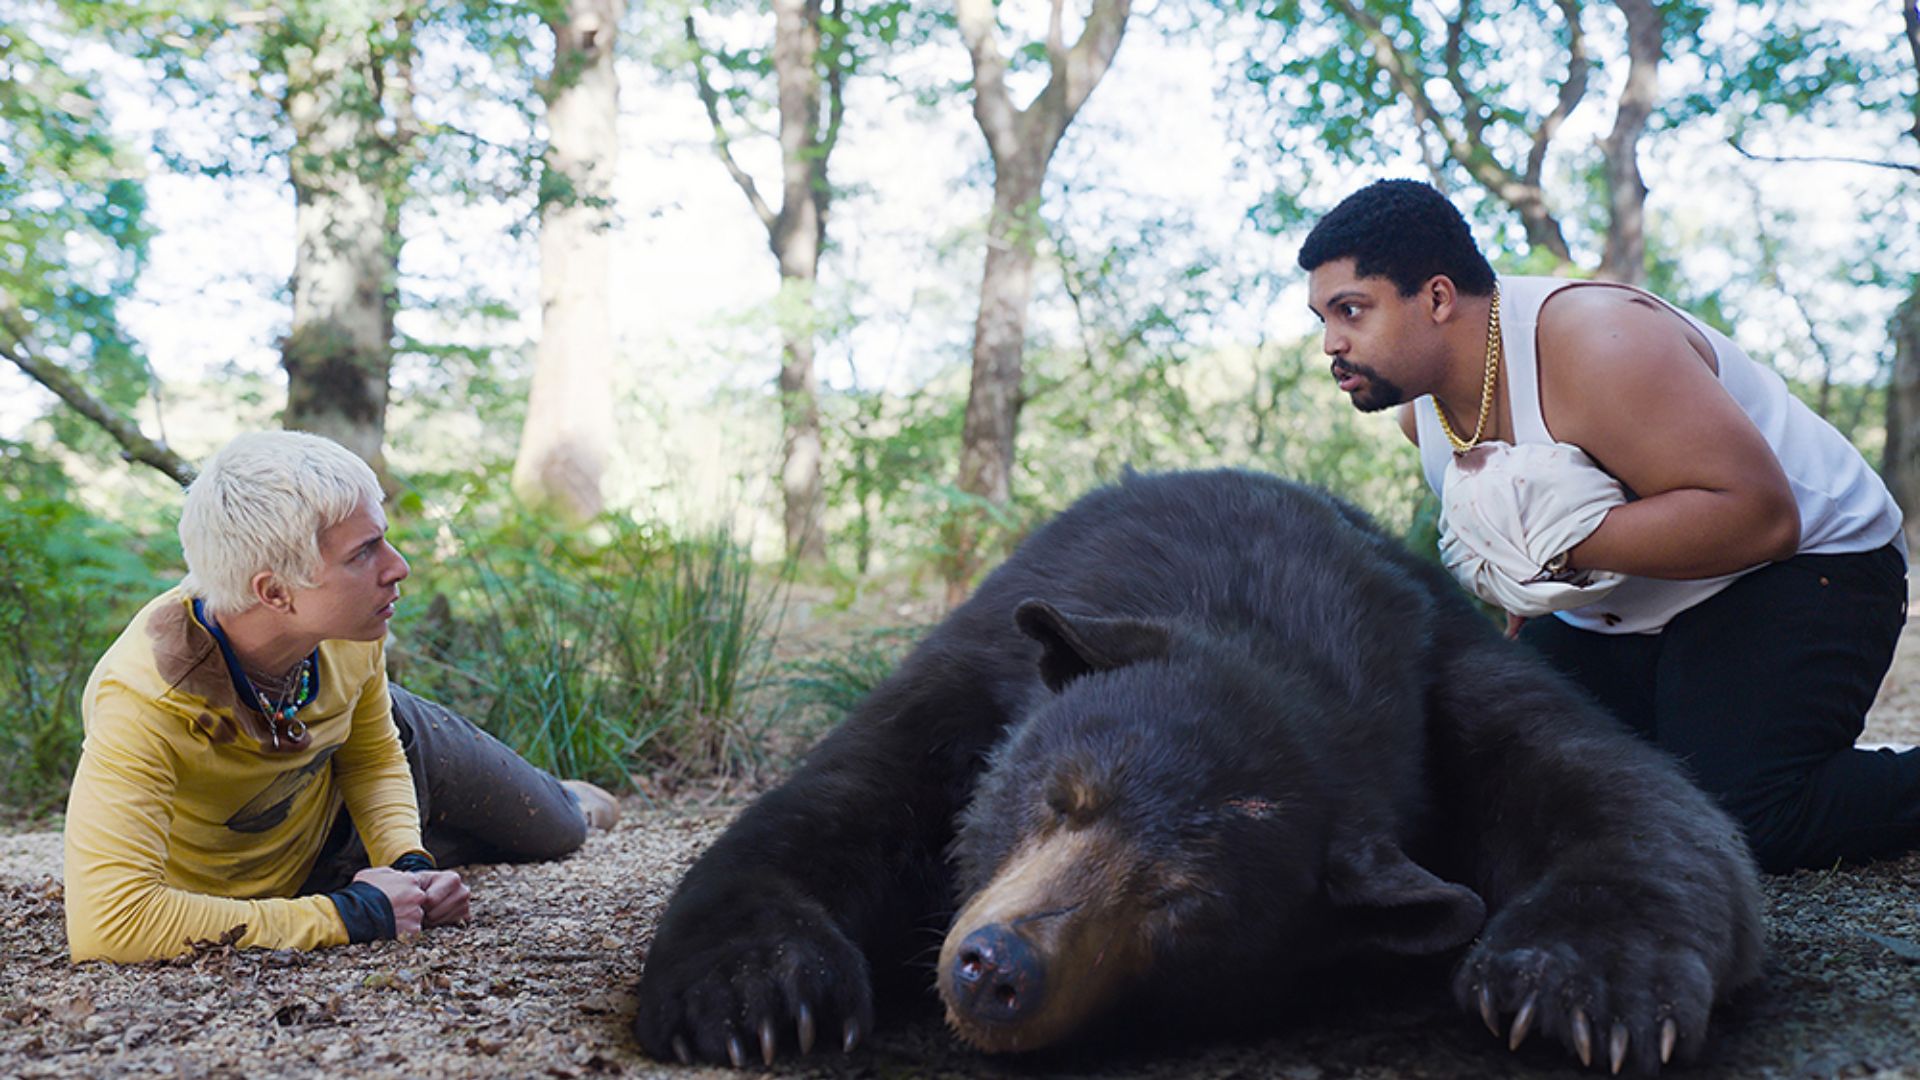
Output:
[939,827,1155,1053]
[949,924,1046,1024]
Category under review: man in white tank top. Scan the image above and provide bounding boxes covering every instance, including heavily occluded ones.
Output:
[1298,179,1913,874]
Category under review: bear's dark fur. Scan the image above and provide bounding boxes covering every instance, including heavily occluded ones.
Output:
[633,469,1763,1073]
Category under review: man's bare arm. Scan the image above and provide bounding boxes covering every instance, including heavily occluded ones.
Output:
[1536,287,1799,579]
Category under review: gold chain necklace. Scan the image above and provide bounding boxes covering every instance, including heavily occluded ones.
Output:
[1435,286,1502,454]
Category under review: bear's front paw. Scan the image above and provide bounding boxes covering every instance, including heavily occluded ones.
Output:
[1452,904,1718,1076]
[633,904,873,1067]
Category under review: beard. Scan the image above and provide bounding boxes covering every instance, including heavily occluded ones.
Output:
[1331,360,1406,413]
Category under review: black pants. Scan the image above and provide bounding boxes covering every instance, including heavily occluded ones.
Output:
[300,686,588,893]
[1518,542,1914,873]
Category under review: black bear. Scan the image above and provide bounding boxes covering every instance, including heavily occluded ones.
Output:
[633,469,1763,1074]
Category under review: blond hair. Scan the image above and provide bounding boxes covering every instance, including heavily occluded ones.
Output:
[179,431,384,617]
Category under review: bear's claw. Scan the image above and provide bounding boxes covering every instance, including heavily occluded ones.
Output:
[1457,935,1714,1076]
[632,900,873,1068]
[1571,1007,1592,1066]
[1508,992,1536,1050]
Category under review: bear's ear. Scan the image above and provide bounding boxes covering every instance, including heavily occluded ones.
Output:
[1013,599,1173,693]
[1322,832,1487,957]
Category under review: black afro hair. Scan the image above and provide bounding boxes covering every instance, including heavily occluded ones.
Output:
[1297,179,1496,297]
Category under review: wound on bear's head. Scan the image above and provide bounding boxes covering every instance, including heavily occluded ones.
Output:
[1045,767,1112,828]
[1223,795,1281,821]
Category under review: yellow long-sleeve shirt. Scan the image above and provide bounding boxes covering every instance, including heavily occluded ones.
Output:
[63,587,426,962]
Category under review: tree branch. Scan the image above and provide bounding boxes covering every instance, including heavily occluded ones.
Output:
[1597,0,1659,283]
[1444,0,1489,148]
[1905,0,1919,148]
[0,299,195,487]
[685,13,777,232]
[1333,0,1475,176]
[820,0,846,163]
[1018,0,1133,163]
[815,0,843,235]
[1729,137,1920,176]
[1524,0,1588,188]
[1047,0,1068,87]
[957,0,1019,161]
[1060,0,1130,119]
[1331,0,1571,263]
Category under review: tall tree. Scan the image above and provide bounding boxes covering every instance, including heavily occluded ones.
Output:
[263,2,417,480]
[513,0,623,521]
[37,3,422,478]
[1667,0,1917,516]
[1595,0,1660,283]
[1890,286,1920,548]
[685,0,850,563]
[945,0,1132,601]
[1880,0,1920,542]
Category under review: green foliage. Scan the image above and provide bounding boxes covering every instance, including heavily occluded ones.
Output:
[823,383,968,576]
[0,443,182,820]
[779,624,921,730]
[1022,198,1431,543]
[0,5,155,447]
[1669,1,1912,131]
[388,504,784,786]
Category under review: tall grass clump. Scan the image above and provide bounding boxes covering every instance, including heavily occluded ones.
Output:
[390,509,783,787]
[779,625,922,734]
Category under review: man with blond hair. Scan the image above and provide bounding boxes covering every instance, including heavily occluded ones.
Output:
[64,430,617,962]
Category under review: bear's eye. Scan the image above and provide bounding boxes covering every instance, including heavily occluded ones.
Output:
[1143,877,1213,921]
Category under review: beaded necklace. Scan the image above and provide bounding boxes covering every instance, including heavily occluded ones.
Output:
[191,598,320,751]
[247,658,314,750]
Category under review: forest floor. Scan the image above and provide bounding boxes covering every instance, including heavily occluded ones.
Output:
[5,584,1920,1079]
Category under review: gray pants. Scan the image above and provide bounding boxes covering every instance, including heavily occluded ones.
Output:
[299,686,588,893]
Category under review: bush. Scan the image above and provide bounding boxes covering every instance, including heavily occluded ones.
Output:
[0,476,181,819]
[388,508,784,787]
[778,624,923,731]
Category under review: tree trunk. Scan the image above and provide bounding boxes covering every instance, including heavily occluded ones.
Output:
[948,169,1045,600]
[1886,281,1920,552]
[776,281,827,563]
[687,0,834,563]
[946,0,1132,604]
[1597,0,1661,284]
[281,18,395,481]
[513,0,623,522]
[771,0,828,563]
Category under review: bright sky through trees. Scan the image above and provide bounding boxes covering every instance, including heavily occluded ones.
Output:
[3,0,1910,466]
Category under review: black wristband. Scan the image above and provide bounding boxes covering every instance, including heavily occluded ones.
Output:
[391,852,435,873]
[329,880,397,943]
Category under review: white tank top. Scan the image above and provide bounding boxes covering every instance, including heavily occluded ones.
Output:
[1417,274,1904,635]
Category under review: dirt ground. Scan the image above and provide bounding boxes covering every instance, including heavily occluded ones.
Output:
[6,588,1920,1079]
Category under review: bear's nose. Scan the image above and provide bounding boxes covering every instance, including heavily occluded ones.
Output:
[949,924,1046,1024]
